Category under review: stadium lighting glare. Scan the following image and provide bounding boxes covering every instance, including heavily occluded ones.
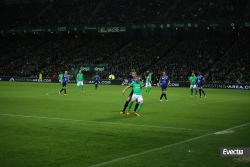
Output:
[207,27,209,29]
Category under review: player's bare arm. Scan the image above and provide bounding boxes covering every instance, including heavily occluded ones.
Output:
[122,86,130,95]
[124,79,129,86]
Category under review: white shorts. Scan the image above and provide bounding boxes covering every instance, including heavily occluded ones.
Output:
[190,85,197,89]
[132,94,143,102]
[59,80,61,82]
[146,83,151,88]
[77,81,83,86]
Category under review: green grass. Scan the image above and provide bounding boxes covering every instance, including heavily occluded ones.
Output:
[0,81,250,167]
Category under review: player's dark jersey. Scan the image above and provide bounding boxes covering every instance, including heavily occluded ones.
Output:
[94,75,99,82]
[160,76,169,86]
[197,75,204,85]
[62,74,68,83]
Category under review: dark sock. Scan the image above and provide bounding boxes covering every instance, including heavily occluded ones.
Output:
[202,90,205,96]
[60,89,63,92]
[160,94,163,99]
[64,89,66,94]
[123,101,129,111]
[164,94,167,100]
[134,103,139,111]
[199,89,201,96]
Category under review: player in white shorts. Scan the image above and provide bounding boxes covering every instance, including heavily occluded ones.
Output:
[76,70,84,93]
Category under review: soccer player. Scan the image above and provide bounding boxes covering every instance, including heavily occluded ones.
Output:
[197,72,206,98]
[158,72,170,101]
[120,72,142,115]
[189,72,197,97]
[59,71,69,95]
[94,73,99,90]
[58,72,63,86]
[145,72,152,94]
[77,70,84,93]
[38,72,42,82]
[122,75,144,116]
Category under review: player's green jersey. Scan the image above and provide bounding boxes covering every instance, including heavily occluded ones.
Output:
[146,75,151,83]
[77,73,83,81]
[59,74,63,80]
[129,81,143,95]
[189,76,197,85]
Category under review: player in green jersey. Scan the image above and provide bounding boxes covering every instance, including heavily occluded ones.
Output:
[76,70,84,93]
[145,72,152,94]
[122,76,144,116]
[189,73,197,97]
[58,72,63,86]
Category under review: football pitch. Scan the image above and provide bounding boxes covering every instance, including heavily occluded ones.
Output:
[0,82,250,167]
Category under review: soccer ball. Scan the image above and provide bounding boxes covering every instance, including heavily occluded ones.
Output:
[109,75,115,81]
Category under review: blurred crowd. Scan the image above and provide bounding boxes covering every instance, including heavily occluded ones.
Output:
[165,0,248,23]
[90,0,171,25]
[149,37,235,82]
[207,38,250,83]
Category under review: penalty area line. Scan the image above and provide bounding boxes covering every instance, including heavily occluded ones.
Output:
[87,121,250,167]
[0,113,215,132]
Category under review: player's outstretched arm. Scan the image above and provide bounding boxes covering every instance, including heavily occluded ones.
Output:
[141,84,144,87]
[158,79,161,87]
[122,86,130,95]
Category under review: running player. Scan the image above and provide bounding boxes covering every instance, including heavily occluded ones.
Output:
[145,72,152,94]
[122,75,144,116]
[77,70,84,93]
[158,72,170,101]
[39,72,42,82]
[189,72,197,97]
[59,71,69,95]
[94,73,99,90]
[58,72,63,86]
[197,72,206,98]
[120,72,142,115]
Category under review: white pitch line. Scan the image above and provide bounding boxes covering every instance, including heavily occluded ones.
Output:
[0,113,215,132]
[87,121,250,167]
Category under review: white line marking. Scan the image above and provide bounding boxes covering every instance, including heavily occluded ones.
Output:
[0,113,215,132]
[87,122,250,167]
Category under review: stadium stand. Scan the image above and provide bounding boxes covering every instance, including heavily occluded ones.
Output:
[165,0,247,22]
[0,1,49,29]
[148,37,236,81]
[206,38,250,83]
[89,0,172,25]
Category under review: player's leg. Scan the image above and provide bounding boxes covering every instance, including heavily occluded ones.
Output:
[59,83,64,94]
[159,86,165,101]
[162,89,168,101]
[133,101,139,113]
[135,97,143,116]
[194,87,197,97]
[120,95,131,114]
[77,82,80,93]
[201,87,206,98]
[198,87,202,98]
[148,84,151,94]
[81,82,84,93]
[95,82,98,90]
[127,97,135,115]
[59,80,61,86]
[190,85,193,97]
[145,83,148,94]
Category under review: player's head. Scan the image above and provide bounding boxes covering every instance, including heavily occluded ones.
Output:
[132,72,137,78]
[96,72,98,75]
[65,71,67,74]
[163,72,166,76]
[192,72,195,76]
[135,75,139,82]
[149,72,152,76]
[60,72,62,74]
[198,72,201,75]
[79,70,82,74]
